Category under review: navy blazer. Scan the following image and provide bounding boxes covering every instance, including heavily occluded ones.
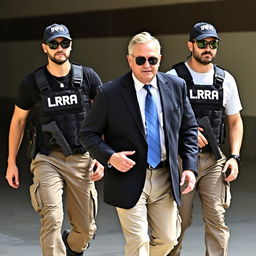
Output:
[79,71,198,209]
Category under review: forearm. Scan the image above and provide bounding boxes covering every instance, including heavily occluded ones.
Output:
[6,106,29,188]
[8,117,27,165]
[228,115,243,155]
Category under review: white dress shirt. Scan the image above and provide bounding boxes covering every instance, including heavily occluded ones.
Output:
[132,73,166,161]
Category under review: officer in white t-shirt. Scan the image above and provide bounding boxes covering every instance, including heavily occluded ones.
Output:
[166,22,243,256]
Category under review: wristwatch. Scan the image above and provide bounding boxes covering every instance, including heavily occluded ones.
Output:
[229,155,241,165]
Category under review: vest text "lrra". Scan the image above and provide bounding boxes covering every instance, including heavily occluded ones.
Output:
[47,94,78,107]
[189,89,219,100]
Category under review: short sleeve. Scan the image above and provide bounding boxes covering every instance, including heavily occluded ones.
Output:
[15,74,40,110]
[82,67,102,100]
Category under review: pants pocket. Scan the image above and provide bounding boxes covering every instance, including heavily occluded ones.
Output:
[30,182,42,213]
[176,210,182,239]
[223,181,231,209]
[90,188,98,221]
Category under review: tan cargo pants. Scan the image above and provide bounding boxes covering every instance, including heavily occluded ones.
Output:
[170,151,231,256]
[30,150,98,256]
[116,167,181,256]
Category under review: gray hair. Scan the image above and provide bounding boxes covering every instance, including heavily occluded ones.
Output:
[128,32,161,55]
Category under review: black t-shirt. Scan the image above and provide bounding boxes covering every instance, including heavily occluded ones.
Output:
[16,64,102,110]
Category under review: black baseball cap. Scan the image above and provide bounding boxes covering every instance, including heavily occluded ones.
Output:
[189,22,221,41]
[43,23,72,43]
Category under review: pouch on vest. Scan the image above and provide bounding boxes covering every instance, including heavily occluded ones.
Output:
[26,119,40,160]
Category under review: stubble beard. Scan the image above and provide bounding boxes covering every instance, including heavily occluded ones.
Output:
[48,52,69,65]
[193,51,215,65]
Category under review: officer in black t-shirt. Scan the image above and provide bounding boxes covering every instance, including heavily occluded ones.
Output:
[6,23,104,256]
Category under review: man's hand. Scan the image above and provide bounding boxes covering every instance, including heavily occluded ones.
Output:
[222,158,239,182]
[109,151,136,172]
[198,127,208,148]
[6,164,20,189]
[180,170,196,194]
[89,159,104,181]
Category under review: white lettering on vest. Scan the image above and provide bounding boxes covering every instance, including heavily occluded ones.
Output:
[70,94,78,104]
[47,94,78,107]
[55,96,63,106]
[62,95,70,105]
[48,97,55,107]
[189,89,219,100]
[205,90,211,99]
[212,91,219,100]
[198,90,204,99]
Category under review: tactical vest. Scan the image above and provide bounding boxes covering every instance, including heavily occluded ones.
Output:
[32,64,90,155]
[173,62,225,145]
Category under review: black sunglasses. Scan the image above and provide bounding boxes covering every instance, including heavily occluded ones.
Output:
[46,39,71,50]
[132,56,159,66]
[194,40,219,49]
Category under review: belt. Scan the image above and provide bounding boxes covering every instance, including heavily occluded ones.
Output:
[52,146,86,155]
[147,160,168,170]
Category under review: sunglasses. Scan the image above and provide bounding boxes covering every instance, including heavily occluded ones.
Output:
[132,56,159,66]
[46,39,71,50]
[194,40,219,49]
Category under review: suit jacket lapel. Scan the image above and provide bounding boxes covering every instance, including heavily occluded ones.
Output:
[119,72,146,138]
[157,73,172,114]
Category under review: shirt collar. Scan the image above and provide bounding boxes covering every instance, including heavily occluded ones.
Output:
[132,73,158,92]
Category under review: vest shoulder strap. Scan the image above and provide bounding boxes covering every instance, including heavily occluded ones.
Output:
[34,67,50,93]
[71,63,83,88]
[213,64,225,88]
[34,64,84,93]
[173,62,225,88]
[172,62,194,86]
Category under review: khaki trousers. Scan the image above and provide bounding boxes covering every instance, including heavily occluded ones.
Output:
[170,151,231,256]
[30,151,98,256]
[116,167,181,256]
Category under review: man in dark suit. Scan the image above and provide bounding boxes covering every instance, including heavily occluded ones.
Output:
[79,32,198,256]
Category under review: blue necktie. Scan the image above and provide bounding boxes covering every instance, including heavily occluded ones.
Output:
[144,84,161,168]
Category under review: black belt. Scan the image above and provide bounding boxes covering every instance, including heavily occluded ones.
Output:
[51,146,86,155]
[147,160,168,170]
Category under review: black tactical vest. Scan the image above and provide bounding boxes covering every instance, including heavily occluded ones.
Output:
[172,62,225,145]
[32,64,90,154]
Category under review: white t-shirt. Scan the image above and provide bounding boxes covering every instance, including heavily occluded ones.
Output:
[166,62,242,115]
